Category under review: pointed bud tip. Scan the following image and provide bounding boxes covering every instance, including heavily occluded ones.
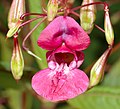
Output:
[104,12,114,45]
[11,38,24,80]
[15,79,20,83]
[89,48,112,87]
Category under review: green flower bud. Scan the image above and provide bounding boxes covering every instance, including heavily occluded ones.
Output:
[80,0,96,34]
[8,0,25,29]
[47,0,58,21]
[11,37,24,80]
[104,8,114,45]
[89,47,112,88]
[6,20,21,38]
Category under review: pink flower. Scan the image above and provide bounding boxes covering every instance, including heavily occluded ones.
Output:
[32,16,90,101]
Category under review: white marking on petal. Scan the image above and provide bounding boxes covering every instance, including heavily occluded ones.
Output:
[48,61,56,70]
[64,64,70,75]
[58,63,64,72]
[69,60,77,70]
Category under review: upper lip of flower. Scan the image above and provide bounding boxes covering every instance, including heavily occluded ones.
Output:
[37,16,90,51]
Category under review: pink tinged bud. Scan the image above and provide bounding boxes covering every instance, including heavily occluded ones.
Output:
[32,44,89,101]
[104,8,114,45]
[8,0,25,29]
[37,16,90,51]
[11,37,24,80]
[89,47,112,88]
[80,0,96,34]
[66,0,75,8]
[47,0,58,21]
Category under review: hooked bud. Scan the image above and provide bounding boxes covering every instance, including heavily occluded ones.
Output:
[47,0,58,21]
[7,0,25,38]
[6,20,21,38]
[89,47,112,88]
[8,0,25,29]
[104,7,114,46]
[11,35,24,80]
[80,0,96,34]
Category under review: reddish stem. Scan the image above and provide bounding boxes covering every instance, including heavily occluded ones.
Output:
[111,42,120,54]
[20,16,43,28]
[71,2,109,11]
[22,17,47,52]
[20,13,47,20]
[95,24,105,33]
[22,91,26,109]
[70,10,80,17]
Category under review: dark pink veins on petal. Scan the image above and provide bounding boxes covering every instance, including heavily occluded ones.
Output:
[32,65,89,101]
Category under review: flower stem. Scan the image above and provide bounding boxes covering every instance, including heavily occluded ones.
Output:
[20,16,43,28]
[71,2,108,11]
[20,13,47,20]
[22,17,47,60]
[22,91,26,109]
[95,24,105,33]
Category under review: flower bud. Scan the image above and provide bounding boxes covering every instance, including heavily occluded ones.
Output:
[66,0,75,8]
[47,0,58,21]
[80,0,96,34]
[8,0,25,29]
[6,20,21,38]
[89,47,112,88]
[11,36,24,80]
[104,7,114,45]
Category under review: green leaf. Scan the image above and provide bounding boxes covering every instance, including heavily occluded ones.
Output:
[0,105,6,109]
[0,61,10,71]
[29,0,47,69]
[2,89,32,109]
[32,97,41,109]
[68,59,120,109]
[68,86,120,109]
[0,33,12,63]
[4,89,22,109]
[102,58,120,87]
[0,71,21,89]
[57,105,74,109]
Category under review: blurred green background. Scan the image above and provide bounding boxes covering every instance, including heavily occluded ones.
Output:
[0,0,120,109]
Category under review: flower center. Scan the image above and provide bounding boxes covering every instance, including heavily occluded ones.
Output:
[55,53,74,65]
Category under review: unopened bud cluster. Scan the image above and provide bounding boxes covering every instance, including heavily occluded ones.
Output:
[7,0,25,80]
[89,3,114,88]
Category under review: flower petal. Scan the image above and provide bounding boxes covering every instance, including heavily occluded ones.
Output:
[37,16,90,51]
[76,51,84,67]
[32,68,89,102]
[37,17,63,50]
